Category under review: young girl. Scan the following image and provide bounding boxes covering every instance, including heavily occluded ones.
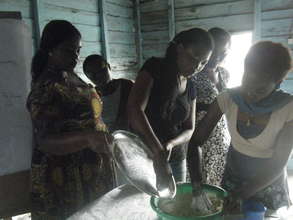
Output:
[27,20,115,219]
[187,41,293,213]
[127,28,213,183]
[83,54,133,132]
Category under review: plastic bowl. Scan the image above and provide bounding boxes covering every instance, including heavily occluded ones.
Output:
[150,183,228,220]
[241,200,266,220]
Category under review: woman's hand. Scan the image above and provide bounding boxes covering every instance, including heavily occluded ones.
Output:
[165,140,176,152]
[165,140,176,161]
[87,131,114,155]
[152,150,173,192]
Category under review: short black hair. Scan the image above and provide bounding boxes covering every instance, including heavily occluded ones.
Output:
[245,41,292,82]
[208,27,231,47]
[83,54,110,74]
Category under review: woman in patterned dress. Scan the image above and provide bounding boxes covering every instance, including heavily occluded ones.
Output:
[27,20,115,219]
[190,28,231,186]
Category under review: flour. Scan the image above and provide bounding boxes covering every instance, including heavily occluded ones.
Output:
[158,192,223,217]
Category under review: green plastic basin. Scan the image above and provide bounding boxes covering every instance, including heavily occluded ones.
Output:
[150,183,228,220]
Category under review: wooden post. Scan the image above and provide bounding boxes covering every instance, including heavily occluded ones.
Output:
[98,0,110,62]
[134,0,143,68]
[32,0,42,49]
[253,0,262,43]
[168,0,175,41]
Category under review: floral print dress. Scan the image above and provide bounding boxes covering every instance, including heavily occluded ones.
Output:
[27,69,115,220]
[191,67,231,186]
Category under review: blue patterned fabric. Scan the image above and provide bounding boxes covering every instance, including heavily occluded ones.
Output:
[228,87,293,116]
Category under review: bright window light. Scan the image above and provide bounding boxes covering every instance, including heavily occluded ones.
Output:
[222,32,252,88]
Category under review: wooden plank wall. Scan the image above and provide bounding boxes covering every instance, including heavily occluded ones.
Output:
[140,0,293,92]
[141,0,169,60]
[0,0,292,99]
[261,0,293,93]
[0,0,137,80]
[106,0,137,80]
[140,0,254,61]
[174,0,254,33]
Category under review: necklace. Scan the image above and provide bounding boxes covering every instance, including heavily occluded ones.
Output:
[244,113,253,127]
[246,117,251,126]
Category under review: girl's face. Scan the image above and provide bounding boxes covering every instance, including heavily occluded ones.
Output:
[85,64,111,89]
[49,36,81,72]
[205,41,230,69]
[241,66,280,103]
[176,43,212,77]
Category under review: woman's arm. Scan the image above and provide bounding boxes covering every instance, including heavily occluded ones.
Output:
[128,70,174,190]
[235,123,293,200]
[166,99,196,151]
[37,130,112,155]
[115,79,134,130]
[127,70,164,155]
[187,100,223,188]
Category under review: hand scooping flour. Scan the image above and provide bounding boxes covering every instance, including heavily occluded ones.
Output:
[191,188,214,214]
